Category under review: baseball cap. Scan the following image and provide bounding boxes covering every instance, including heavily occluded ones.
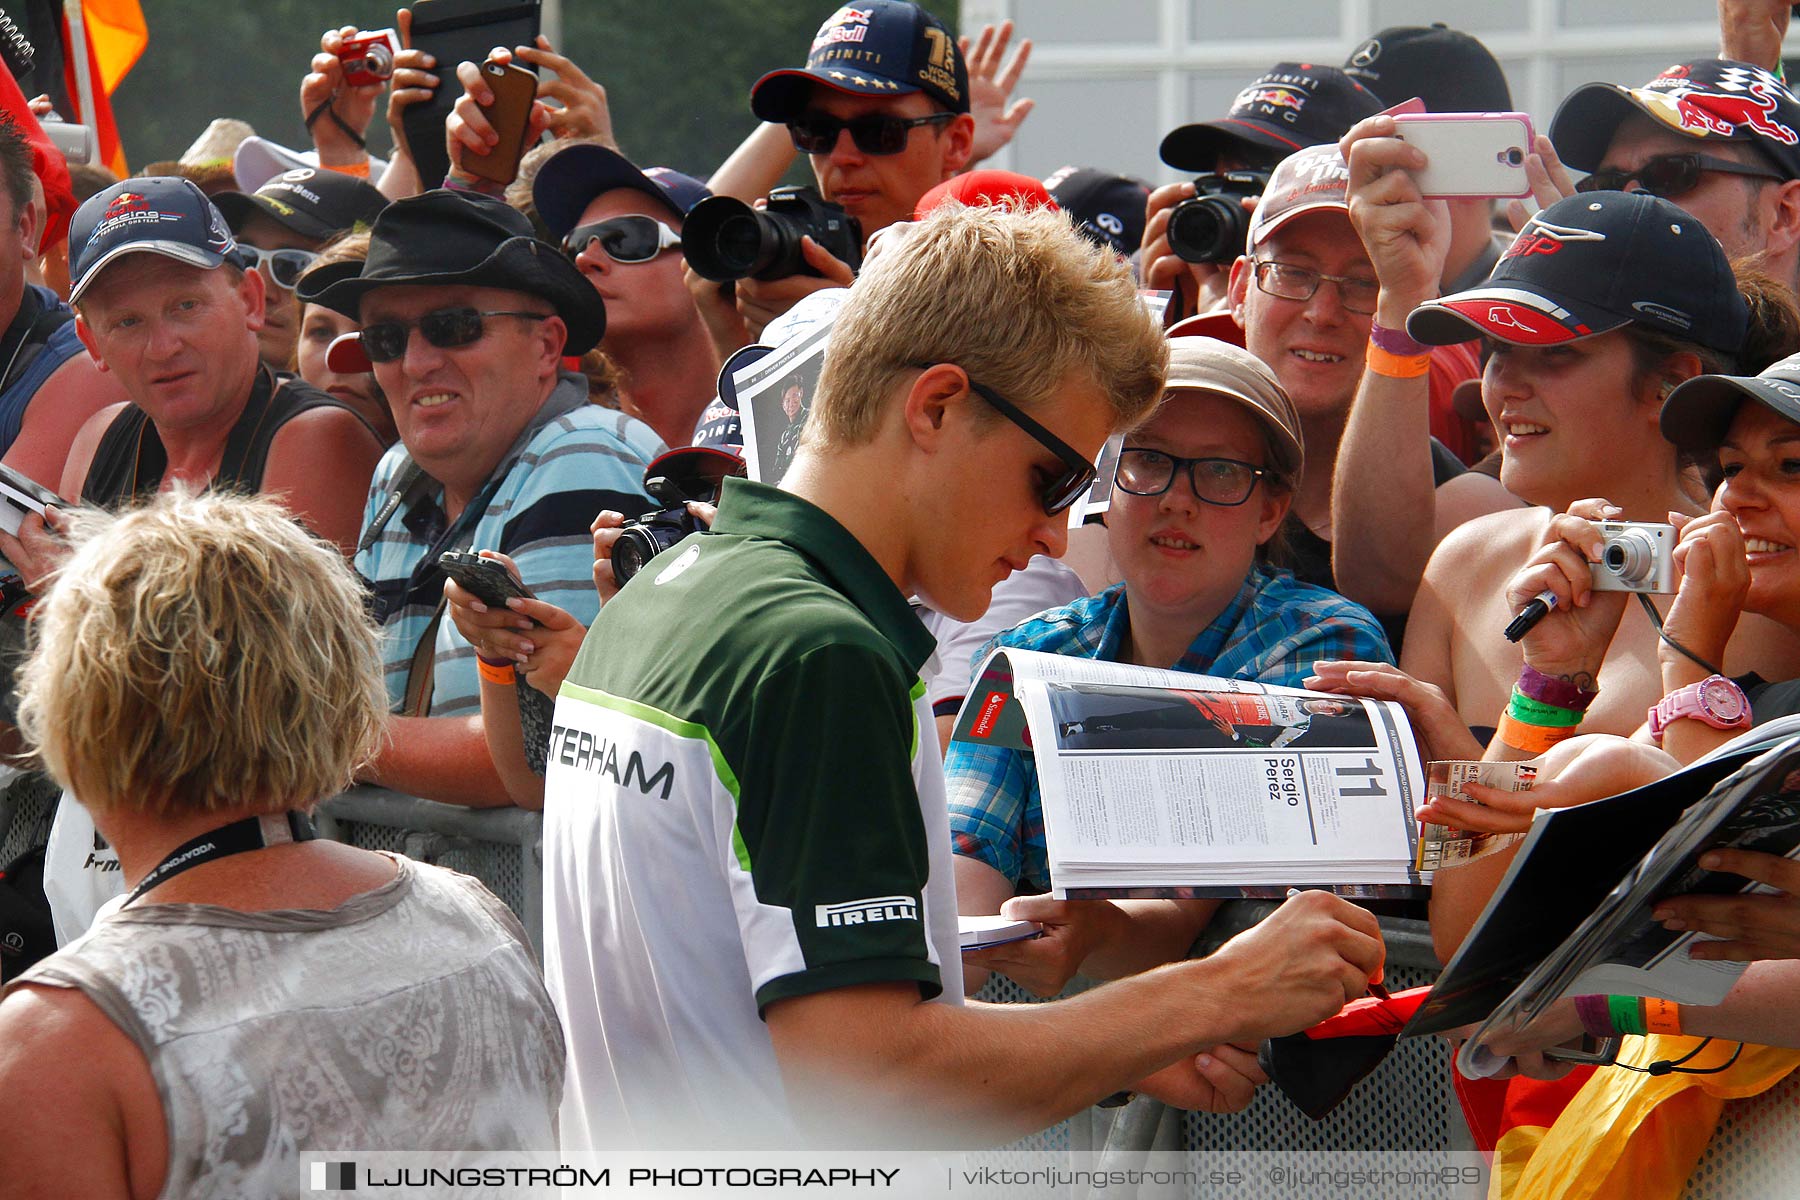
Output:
[1160,64,1381,173]
[232,134,390,193]
[531,143,713,240]
[1550,59,1800,177]
[1407,190,1748,353]
[1343,25,1512,113]
[1661,351,1800,457]
[68,177,246,304]
[213,167,388,243]
[1247,145,1350,248]
[1042,165,1149,257]
[751,1,969,123]
[1162,335,1304,480]
[645,343,770,496]
[913,170,1057,219]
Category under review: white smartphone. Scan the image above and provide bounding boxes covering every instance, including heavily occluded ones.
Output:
[1391,112,1535,199]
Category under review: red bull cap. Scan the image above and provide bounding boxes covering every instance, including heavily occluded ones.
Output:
[1160,63,1380,173]
[1550,59,1800,178]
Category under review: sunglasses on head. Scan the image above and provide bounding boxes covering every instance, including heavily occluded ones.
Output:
[1575,151,1785,198]
[357,307,552,364]
[561,214,682,264]
[908,364,1096,515]
[239,245,320,291]
[787,110,956,156]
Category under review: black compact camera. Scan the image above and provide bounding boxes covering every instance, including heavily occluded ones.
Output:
[1167,171,1270,265]
[611,477,708,586]
[683,185,864,282]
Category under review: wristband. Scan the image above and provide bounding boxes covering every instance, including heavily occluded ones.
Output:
[1517,664,1599,711]
[1365,342,1431,379]
[1370,320,1432,358]
[1495,711,1578,755]
[327,158,371,178]
[1508,689,1586,728]
[476,655,517,686]
[1643,997,1683,1036]
[1608,994,1647,1036]
[1574,995,1615,1041]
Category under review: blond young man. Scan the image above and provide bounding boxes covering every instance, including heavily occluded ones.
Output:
[542,203,1387,1149]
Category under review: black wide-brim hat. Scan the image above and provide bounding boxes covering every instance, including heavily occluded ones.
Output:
[1662,353,1800,457]
[296,189,605,355]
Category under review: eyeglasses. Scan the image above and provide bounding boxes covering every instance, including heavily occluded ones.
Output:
[787,111,956,156]
[909,371,1089,518]
[1115,449,1270,506]
[562,215,682,264]
[1575,152,1785,198]
[1251,260,1380,315]
[239,245,320,291]
[358,308,552,364]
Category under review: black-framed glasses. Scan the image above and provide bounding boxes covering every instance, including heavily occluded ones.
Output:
[788,110,956,156]
[562,215,682,264]
[1115,449,1269,506]
[1251,259,1380,315]
[240,245,320,291]
[358,308,552,364]
[967,377,1096,515]
[1575,152,1785,198]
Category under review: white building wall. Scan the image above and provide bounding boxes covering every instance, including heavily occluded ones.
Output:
[965,0,1728,184]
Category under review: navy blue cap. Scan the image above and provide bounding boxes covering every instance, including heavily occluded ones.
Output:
[532,144,712,239]
[1408,190,1748,354]
[1160,64,1381,173]
[751,2,969,123]
[69,177,245,303]
[1042,165,1150,257]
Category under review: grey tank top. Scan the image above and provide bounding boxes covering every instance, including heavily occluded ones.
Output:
[7,856,565,1198]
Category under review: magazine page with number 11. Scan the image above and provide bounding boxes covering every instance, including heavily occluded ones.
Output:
[951,648,1427,898]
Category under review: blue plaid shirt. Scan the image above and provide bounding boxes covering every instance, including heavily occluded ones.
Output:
[944,562,1392,889]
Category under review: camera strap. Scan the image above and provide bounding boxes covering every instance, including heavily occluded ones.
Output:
[124,811,317,907]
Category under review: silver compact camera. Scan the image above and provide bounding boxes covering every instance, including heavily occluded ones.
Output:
[1590,520,1676,594]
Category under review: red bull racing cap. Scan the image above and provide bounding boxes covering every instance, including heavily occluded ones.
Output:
[1406,190,1748,355]
[1550,59,1800,178]
[1160,64,1380,173]
[751,1,969,123]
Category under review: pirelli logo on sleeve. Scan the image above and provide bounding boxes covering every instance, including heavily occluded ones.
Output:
[815,894,919,928]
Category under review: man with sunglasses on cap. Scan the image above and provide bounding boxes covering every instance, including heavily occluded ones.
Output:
[530,143,720,449]
[212,167,387,373]
[296,188,660,809]
[543,202,1387,1149]
[728,0,976,339]
[1545,59,1800,292]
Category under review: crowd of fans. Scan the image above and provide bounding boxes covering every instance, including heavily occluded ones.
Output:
[0,0,1798,1194]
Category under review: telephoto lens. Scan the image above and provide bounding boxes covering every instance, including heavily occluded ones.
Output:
[1166,171,1269,265]
[683,186,863,282]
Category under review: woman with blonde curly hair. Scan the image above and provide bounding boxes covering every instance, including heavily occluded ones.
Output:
[0,491,564,1198]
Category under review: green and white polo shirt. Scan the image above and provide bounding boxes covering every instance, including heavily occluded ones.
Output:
[543,479,962,1149]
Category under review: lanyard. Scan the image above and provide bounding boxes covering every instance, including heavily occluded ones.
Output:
[123,811,316,906]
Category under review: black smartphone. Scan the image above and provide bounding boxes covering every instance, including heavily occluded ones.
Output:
[401,0,542,188]
[438,549,535,610]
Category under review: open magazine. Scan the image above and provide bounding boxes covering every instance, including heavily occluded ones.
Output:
[950,648,1427,898]
[732,318,832,484]
[1402,723,1800,1053]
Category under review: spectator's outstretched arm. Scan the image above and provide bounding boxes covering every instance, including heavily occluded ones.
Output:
[1332,117,1485,613]
[962,894,1223,998]
[959,21,1035,166]
[1719,0,1791,69]
[708,121,797,204]
[303,25,387,171]
[765,889,1383,1142]
[361,713,512,806]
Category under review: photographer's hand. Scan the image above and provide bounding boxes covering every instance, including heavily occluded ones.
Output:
[382,8,437,197]
[1505,499,1631,684]
[446,45,552,186]
[684,264,752,363]
[1505,135,1576,232]
[733,237,855,343]
[591,501,716,603]
[514,37,616,147]
[1140,181,1242,321]
[304,25,384,167]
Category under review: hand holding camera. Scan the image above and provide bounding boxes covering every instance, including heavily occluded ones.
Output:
[1658,510,1751,675]
[606,477,714,589]
[1501,499,1640,682]
[304,25,393,160]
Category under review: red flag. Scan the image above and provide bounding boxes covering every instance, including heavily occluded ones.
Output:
[0,63,75,251]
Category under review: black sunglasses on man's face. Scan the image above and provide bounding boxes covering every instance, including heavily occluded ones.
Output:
[905,364,1096,514]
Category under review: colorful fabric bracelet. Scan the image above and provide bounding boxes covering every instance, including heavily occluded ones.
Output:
[1643,997,1683,1036]
[476,655,517,686]
[1574,994,1615,1041]
[1608,994,1647,1036]
[1517,664,1598,711]
[1366,342,1431,379]
[1495,711,1579,756]
[1508,688,1587,728]
[1370,320,1433,357]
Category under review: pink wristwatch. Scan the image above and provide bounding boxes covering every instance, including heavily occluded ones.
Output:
[1648,675,1751,744]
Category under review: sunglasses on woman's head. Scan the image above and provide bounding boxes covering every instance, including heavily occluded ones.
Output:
[357,308,552,364]
[561,215,682,264]
[787,110,956,156]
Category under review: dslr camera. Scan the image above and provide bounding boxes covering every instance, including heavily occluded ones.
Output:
[338,29,399,87]
[1167,171,1269,265]
[683,185,864,282]
[611,477,708,586]
[1590,521,1676,594]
